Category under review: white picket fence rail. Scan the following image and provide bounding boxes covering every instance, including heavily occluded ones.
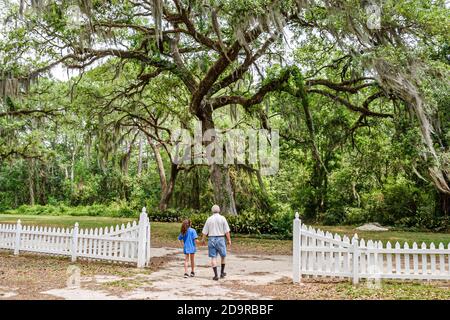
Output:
[0,207,151,267]
[292,213,450,284]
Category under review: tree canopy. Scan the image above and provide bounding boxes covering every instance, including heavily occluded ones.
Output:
[0,0,448,227]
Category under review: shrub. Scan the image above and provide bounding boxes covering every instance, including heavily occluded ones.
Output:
[269,211,293,238]
[0,205,298,238]
[190,213,210,231]
[147,208,199,222]
[322,207,346,225]
[343,207,368,225]
[190,211,293,239]
[13,204,59,216]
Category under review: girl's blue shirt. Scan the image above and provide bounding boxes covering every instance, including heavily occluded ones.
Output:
[178,227,198,254]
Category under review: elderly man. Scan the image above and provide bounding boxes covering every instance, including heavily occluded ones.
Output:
[201,205,232,280]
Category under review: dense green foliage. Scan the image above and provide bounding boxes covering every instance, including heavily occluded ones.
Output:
[1,204,293,237]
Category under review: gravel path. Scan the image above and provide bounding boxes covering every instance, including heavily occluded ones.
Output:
[39,247,292,300]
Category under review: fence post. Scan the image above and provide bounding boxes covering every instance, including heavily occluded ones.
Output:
[137,207,148,268]
[14,219,22,255]
[71,223,79,262]
[352,234,359,285]
[145,216,151,267]
[293,212,302,283]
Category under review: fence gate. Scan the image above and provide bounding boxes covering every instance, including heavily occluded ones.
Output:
[292,213,450,284]
[0,207,151,267]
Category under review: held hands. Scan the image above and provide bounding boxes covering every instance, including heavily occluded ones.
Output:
[198,237,206,246]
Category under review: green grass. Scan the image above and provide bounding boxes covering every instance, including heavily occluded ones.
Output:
[335,280,450,300]
[0,214,136,229]
[0,214,449,255]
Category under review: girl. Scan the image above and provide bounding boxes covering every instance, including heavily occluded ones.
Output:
[178,219,198,278]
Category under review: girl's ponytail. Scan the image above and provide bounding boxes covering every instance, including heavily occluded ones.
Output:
[180,219,191,235]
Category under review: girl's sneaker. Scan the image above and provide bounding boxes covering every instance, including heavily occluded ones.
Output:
[184,273,189,278]
[190,272,195,277]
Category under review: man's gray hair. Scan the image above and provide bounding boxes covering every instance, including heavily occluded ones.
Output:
[211,205,221,213]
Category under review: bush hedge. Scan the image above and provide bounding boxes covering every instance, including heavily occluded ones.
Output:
[145,210,293,239]
[2,203,137,218]
[0,204,294,239]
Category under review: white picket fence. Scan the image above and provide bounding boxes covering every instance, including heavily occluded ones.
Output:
[292,213,450,284]
[0,207,151,267]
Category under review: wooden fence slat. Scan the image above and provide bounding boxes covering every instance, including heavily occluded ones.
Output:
[448,243,450,275]
[352,235,359,284]
[404,242,410,275]
[421,243,428,275]
[438,243,445,275]
[318,230,324,273]
[88,229,93,256]
[93,228,99,257]
[343,235,350,275]
[334,234,341,276]
[360,239,366,275]
[378,241,384,274]
[395,242,401,275]
[325,232,332,273]
[368,240,375,276]
[386,241,392,274]
[413,242,419,274]
[99,227,104,256]
[119,225,124,258]
[300,230,306,272]
[430,243,436,275]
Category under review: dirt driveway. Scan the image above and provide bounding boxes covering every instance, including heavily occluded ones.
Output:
[0,247,292,300]
[44,247,294,299]
[2,247,449,300]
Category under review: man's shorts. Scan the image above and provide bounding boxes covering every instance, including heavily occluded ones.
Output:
[208,236,227,258]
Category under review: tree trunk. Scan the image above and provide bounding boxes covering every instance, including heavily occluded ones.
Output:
[147,136,179,211]
[121,141,134,176]
[28,158,35,206]
[191,168,201,210]
[304,162,321,220]
[39,165,47,204]
[137,136,143,176]
[148,137,167,192]
[201,112,237,215]
[437,191,450,228]
[210,163,237,215]
[255,168,267,197]
[158,162,179,211]
[302,100,328,221]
